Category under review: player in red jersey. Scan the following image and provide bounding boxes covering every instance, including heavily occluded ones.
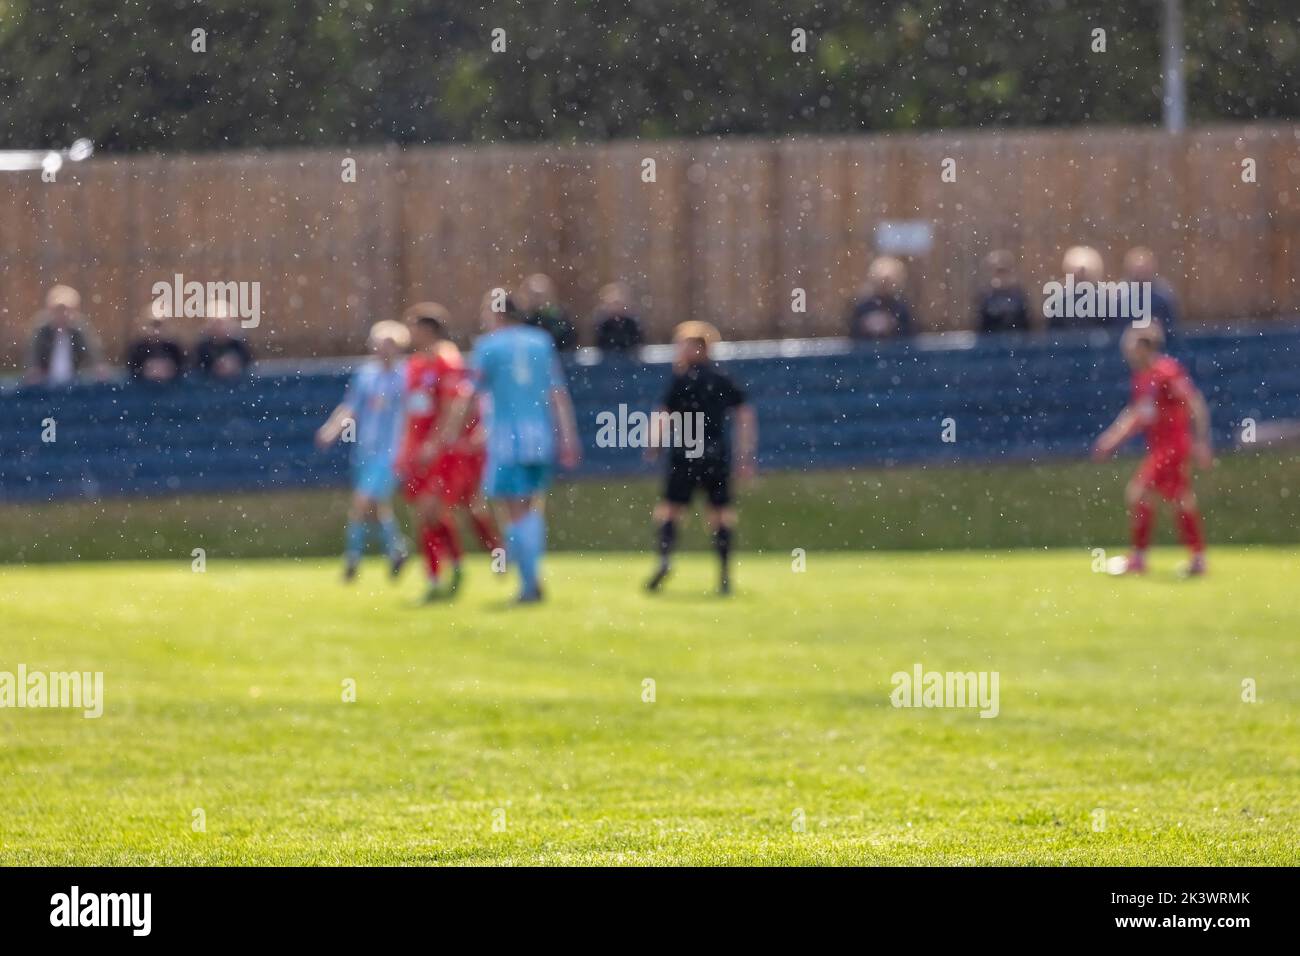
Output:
[1092,323,1213,576]
[399,303,500,600]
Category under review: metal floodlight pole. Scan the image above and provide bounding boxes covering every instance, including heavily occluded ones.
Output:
[0,137,94,173]
[1162,0,1187,132]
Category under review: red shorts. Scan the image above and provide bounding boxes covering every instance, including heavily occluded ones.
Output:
[1135,446,1191,500]
[403,451,485,506]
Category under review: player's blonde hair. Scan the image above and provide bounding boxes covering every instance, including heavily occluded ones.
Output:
[402,301,452,327]
[672,320,721,347]
[369,319,411,349]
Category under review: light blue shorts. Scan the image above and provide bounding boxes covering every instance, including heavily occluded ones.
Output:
[352,457,398,499]
[484,461,553,499]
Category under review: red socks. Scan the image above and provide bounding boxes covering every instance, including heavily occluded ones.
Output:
[422,512,502,579]
[1131,501,1153,552]
[1131,500,1206,556]
[420,524,442,579]
[469,511,501,552]
[1177,506,1205,554]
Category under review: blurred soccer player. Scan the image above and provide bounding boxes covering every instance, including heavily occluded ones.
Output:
[315,320,410,581]
[645,321,757,595]
[399,303,500,602]
[440,292,580,603]
[1092,323,1213,575]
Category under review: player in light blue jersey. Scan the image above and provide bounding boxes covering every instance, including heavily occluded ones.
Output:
[438,292,580,602]
[316,320,411,581]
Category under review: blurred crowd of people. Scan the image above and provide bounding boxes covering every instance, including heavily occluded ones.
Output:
[14,274,646,388]
[847,244,1180,341]
[14,248,1181,387]
[22,285,254,387]
[513,274,647,353]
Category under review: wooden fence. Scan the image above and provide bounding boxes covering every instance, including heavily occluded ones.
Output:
[2,123,1298,366]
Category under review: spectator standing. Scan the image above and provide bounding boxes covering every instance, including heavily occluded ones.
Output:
[1123,246,1181,341]
[975,250,1033,334]
[125,305,186,383]
[195,300,253,378]
[847,257,916,340]
[1053,245,1119,330]
[593,281,645,353]
[517,273,578,352]
[24,285,108,385]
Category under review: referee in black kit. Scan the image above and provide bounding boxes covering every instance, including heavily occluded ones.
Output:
[645,321,757,595]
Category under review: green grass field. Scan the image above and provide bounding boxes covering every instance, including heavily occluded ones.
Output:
[3,450,1298,563]
[2,548,1296,865]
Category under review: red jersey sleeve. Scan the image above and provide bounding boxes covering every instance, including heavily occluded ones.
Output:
[1159,359,1195,403]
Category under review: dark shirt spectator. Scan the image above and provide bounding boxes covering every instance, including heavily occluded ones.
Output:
[125,314,186,383]
[848,256,915,340]
[1049,245,1107,331]
[1148,281,1180,341]
[195,314,253,378]
[1124,248,1181,343]
[24,285,108,385]
[976,286,1032,334]
[196,335,253,378]
[848,294,915,339]
[975,250,1033,334]
[517,272,578,351]
[525,303,579,352]
[595,312,644,352]
[592,282,644,353]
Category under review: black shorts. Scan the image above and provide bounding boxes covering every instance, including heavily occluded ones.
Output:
[664,456,732,507]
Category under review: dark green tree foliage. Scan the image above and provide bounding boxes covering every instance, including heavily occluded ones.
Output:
[0,0,353,150]
[0,0,1295,152]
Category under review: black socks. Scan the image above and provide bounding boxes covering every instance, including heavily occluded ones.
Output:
[714,525,732,569]
[657,520,677,565]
